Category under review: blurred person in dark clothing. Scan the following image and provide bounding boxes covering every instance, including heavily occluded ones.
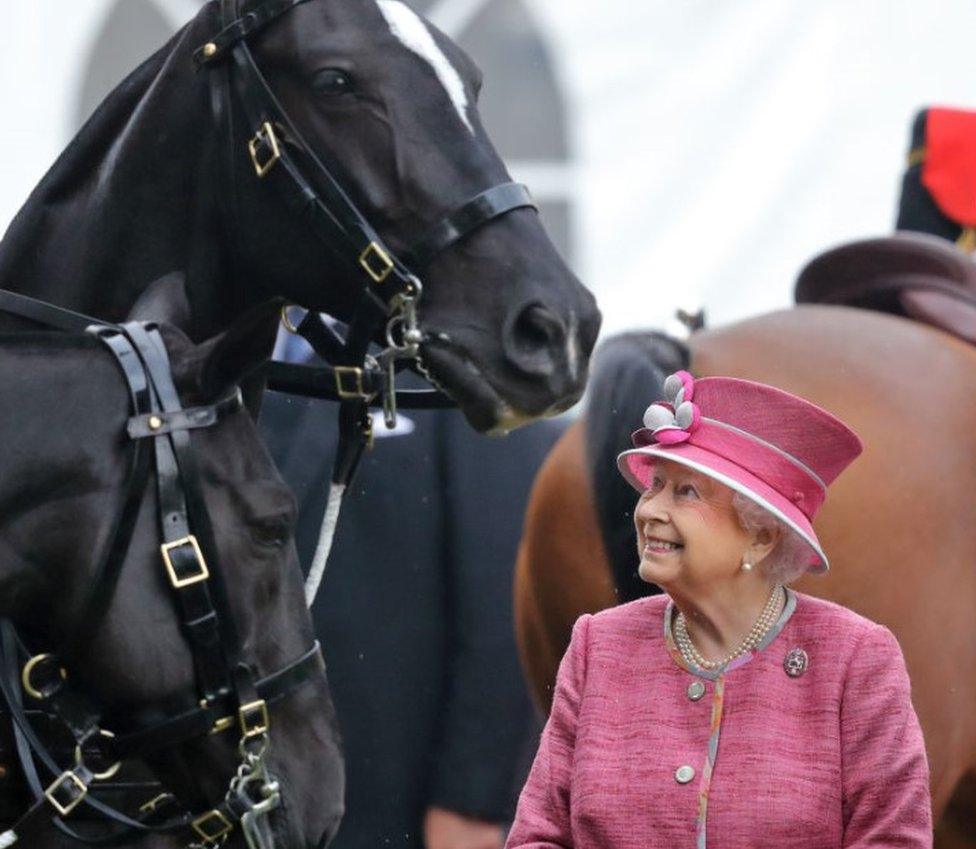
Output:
[259,331,560,849]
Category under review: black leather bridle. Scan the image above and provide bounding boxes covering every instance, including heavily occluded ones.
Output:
[0,293,325,848]
[1,1,539,838]
[196,0,539,493]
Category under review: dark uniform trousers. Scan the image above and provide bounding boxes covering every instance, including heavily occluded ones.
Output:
[259,388,560,848]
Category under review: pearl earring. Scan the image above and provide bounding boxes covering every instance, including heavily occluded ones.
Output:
[741,561,753,572]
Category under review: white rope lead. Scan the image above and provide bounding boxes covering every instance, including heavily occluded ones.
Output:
[0,829,18,847]
[304,482,347,607]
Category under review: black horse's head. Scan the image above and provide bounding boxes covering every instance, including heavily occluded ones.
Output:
[0,0,601,432]
[0,309,342,848]
[210,0,601,431]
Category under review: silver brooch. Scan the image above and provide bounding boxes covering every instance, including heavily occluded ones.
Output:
[784,647,808,678]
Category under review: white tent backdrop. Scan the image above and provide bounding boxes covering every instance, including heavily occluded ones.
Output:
[2,0,976,341]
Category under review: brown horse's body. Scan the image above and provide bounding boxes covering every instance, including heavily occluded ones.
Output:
[514,305,976,844]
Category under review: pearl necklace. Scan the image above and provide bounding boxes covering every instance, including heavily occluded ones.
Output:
[673,584,784,670]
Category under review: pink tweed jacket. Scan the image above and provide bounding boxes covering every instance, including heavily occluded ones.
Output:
[506,590,931,848]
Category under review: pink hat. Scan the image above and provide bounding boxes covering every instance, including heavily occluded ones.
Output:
[616,371,863,573]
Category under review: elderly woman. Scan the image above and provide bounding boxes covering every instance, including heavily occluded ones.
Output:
[506,371,932,848]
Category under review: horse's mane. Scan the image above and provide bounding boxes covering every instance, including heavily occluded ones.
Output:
[584,330,690,602]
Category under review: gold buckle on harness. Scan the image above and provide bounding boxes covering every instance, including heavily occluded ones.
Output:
[359,241,394,283]
[192,808,233,843]
[74,729,121,781]
[45,770,88,817]
[139,792,174,814]
[198,697,236,735]
[160,535,209,588]
[248,121,282,178]
[238,699,270,739]
[334,366,367,399]
[21,653,67,701]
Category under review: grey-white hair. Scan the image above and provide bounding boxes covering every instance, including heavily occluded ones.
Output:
[731,492,810,584]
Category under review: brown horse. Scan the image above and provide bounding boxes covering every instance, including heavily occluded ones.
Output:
[514,304,976,846]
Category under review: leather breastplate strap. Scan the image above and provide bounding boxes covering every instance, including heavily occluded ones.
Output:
[0,620,196,844]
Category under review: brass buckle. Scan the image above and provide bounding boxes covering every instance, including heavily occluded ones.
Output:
[334,366,366,399]
[198,698,235,735]
[358,241,394,283]
[248,121,281,178]
[280,303,300,334]
[364,413,374,450]
[209,715,235,735]
[45,770,88,817]
[21,653,66,700]
[238,699,270,739]
[191,808,233,843]
[74,729,121,781]
[139,792,174,814]
[160,535,209,588]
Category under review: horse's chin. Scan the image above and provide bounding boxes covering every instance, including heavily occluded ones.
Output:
[269,805,333,849]
[417,342,548,434]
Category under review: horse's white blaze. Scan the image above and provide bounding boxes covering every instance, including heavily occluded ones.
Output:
[376,0,474,134]
[566,309,579,383]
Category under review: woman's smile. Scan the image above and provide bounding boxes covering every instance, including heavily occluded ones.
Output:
[643,535,684,556]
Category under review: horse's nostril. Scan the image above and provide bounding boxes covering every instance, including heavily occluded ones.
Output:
[505,303,567,376]
[517,303,567,349]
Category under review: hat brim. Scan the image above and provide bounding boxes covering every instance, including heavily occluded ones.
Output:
[617,444,829,574]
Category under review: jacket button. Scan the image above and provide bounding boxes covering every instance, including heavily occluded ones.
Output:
[687,681,706,701]
[675,765,696,784]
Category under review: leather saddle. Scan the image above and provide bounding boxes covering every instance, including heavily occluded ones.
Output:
[795,231,976,345]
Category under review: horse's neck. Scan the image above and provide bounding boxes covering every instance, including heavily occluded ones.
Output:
[0,13,254,342]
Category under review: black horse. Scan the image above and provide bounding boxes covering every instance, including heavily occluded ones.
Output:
[0,0,600,431]
[0,304,343,849]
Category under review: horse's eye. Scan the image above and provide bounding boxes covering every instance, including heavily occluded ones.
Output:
[250,520,291,549]
[313,68,354,96]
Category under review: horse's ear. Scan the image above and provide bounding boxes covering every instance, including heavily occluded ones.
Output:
[126,271,192,329]
[197,299,283,400]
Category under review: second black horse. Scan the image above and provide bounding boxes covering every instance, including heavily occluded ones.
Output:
[0,304,343,849]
